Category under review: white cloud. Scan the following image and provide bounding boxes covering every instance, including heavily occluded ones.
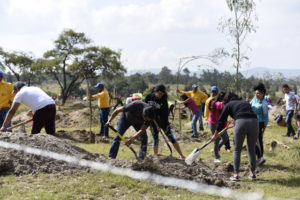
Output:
[91,0,212,34]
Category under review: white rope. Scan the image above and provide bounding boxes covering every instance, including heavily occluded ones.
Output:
[0,140,274,200]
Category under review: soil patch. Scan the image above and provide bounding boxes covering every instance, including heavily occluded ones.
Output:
[0,132,240,189]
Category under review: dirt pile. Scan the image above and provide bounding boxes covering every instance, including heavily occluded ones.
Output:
[0,132,240,189]
[0,132,105,176]
[131,155,240,188]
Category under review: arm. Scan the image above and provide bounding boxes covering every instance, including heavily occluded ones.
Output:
[125,125,148,146]
[0,102,21,132]
[105,106,123,126]
[293,96,298,113]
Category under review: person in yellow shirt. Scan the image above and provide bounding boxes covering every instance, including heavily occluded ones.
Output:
[0,72,14,130]
[177,84,208,131]
[92,82,110,137]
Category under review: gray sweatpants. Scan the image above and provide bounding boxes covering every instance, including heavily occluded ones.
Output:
[209,124,229,159]
[234,118,259,173]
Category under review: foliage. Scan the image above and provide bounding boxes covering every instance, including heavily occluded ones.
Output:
[218,0,257,91]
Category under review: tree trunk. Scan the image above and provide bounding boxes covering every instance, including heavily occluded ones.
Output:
[85,77,95,143]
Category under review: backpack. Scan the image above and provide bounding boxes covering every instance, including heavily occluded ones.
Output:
[274,114,286,127]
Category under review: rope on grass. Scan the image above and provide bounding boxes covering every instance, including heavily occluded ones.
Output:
[0,140,274,200]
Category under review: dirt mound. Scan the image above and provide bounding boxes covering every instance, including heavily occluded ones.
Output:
[131,155,240,189]
[0,132,240,189]
[0,132,104,176]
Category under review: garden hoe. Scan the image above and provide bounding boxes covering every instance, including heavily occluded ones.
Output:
[153,120,173,156]
[185,121,234,165]
[108,125,139,160]
[7,118,33,131]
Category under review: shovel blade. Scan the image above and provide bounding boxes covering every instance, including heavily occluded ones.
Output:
[185,148,200,165]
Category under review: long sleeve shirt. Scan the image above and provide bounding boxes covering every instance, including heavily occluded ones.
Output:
[92,88,110,108]
[0,80,14,109]
[179,90,208,106]
[250,97,269,126]
[216,100,257,131]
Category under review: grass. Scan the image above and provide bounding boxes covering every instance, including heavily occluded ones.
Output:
[3,102,300,199]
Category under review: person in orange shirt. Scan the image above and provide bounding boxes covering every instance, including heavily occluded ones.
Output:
[92,83,110,137]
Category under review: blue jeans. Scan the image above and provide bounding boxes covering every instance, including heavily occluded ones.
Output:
[109,116,148,159]
[286,110,295,136]
[198,105,204,130]
[192,111,201,137]
[99,108,110,136]
[209,124,229,159]
[0,108,11,131]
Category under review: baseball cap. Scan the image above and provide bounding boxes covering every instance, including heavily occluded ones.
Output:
[192,84,198,89]
[211,86,218,92]
[94,82,104,88]
[13,81,26,93]
[0,72,3,77]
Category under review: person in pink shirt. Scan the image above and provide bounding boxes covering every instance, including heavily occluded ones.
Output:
[177,94,200,138]
[208,92,230,163]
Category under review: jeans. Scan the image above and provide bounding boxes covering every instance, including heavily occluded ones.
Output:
[233,118,259,173]
[192,111,201,137]
[109,116,148,159]
[0,108,11,131]
[99,108,110,136]
[198,106,204,130]
[286,110,295,136]
[209,124,229,159]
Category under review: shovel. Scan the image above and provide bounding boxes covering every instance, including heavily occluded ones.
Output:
[7,118,33,131]
[153,120,173,156]
[107,125,139,160]
[185,121,234,165]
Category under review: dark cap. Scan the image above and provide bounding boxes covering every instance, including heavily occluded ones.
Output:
[0,72,3,77]
[94,82,104,88]
[13,81,26,93]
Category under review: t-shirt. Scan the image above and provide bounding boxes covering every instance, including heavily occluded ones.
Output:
[122,100,151,126]
[13,86,55,113]
[285,92,299,111]
[92,88,110,108]
[297,121,300,128]
[208,100,224,126]
[145,93,169,128]
[216,100,257,131]
[250,97,269,126]
[184,98,200,114]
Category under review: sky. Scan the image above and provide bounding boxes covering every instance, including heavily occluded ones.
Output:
[0,0,299,74]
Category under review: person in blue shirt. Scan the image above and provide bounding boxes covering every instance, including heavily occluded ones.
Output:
[250,83,269,166]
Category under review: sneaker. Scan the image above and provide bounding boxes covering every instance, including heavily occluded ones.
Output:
[294,136,299,140]
[230,175,239,181]
[191,135,198,138]
[282,134,290,137]
[180,155,186,160]
[248,174,256,181]
[214,159,221,163]
[257,158,266,166]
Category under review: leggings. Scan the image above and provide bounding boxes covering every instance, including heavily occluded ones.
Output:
[233,118,259,173]
[256,122,265,159]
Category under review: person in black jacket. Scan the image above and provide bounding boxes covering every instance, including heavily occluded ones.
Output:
[211,92,259,181]
[145,84,185,160]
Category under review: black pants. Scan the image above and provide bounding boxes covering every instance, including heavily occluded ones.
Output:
[255,122,265,158]
[32,104,56,135]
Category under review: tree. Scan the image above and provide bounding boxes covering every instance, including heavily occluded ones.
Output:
[218,0,257,92]
[39,29,125,105]
[158,66,174,84]
[0,48,35,84]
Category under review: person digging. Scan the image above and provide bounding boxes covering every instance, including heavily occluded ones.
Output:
[105,100,157,160]
[0,82,56,135]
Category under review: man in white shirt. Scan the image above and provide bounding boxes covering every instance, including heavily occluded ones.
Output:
[0,82,56,135]
[282,84,299,137]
